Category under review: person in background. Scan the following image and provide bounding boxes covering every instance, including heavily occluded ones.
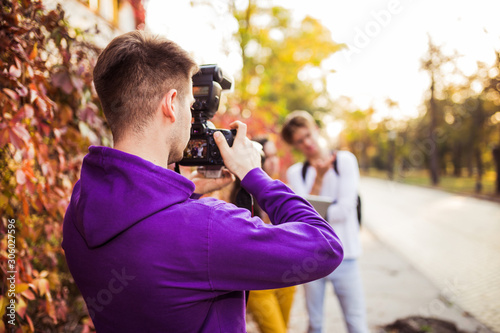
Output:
[245,136,296,333]
[281,110,368,333]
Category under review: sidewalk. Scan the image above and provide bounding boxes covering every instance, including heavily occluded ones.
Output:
[284,227,493,333]
[359,177,500,333]
[247,177,499,333]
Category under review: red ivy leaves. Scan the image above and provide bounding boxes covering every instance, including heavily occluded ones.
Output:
[1,1,110,331]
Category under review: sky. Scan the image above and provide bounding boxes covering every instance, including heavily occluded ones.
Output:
[145,0,500,122]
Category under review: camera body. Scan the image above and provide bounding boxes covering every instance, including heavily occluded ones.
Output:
[179,65,235,167]
[181,127,236,165]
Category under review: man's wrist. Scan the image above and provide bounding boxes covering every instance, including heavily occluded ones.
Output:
[235,166,256,181]
[314,175,324,184]
[240,168,270,193]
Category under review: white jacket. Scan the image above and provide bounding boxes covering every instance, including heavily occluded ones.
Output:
[286,150,361,259]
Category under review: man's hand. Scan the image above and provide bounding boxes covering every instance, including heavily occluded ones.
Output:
[214,121,262,180]
[189,168,235,195]
[311,153,336,179]
[309,153,336,195]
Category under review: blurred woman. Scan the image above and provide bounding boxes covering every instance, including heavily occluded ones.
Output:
[245,137,296,333]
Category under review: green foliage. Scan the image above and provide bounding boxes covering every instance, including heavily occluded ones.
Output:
[414,40,499,188]
[232,3,344,122]
[0,0,110,331]
[324,38,500,195]
[219,3,344,179]
[339,44,500,196]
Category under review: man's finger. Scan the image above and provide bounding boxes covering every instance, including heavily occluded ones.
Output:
[229,121,247,139]
[214,131,230,155]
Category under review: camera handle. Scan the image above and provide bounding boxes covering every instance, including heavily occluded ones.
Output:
[234,188,254,215]
[197,166,224,178]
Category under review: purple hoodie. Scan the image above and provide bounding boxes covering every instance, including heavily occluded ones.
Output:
[62,146,343,332]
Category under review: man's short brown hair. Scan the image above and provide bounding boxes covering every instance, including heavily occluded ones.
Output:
[280,110,317,144]
[93,30,198,142]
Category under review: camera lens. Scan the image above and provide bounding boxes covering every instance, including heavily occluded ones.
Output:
[192,100,203,111]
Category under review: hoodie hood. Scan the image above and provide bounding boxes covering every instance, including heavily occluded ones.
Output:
[72,146,195,248]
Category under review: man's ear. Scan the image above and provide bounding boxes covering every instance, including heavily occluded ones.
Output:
[161,89,178,123]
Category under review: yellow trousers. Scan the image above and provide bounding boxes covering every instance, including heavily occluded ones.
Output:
[246,286,296,333]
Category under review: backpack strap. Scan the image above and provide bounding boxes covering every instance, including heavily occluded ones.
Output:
[333,155,338,175]
[301,161,310,181]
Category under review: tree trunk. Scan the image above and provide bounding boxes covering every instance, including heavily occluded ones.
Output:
[473,101,485,193]
[467,151,474,177]
[429,77,439,185]
[388,138,395,180]
[474,147,483,193]
[493,146,500,195]
[452,142,462,177]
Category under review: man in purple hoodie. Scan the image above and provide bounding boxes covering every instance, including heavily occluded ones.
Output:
[62,30,344,332]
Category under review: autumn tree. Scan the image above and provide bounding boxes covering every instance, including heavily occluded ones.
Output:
[483,52,500,194]
[420,37,455,185]
[186,1,344,176]
[231,1,344,123]
[1,1,110,331]
[337,106,375,172]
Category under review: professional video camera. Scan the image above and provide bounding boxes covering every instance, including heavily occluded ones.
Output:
[178,64,235,178]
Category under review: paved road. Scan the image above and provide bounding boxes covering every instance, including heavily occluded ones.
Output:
[281,228,493,333]
[247,177,499,333]
[359,177,500,333]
